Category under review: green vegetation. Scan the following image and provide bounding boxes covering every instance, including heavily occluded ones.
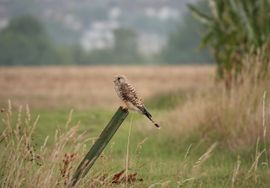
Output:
[0,15,145,65]
[1,65,270,187]
[189,0,270,87]
[76,28,145,64]
[0,15,61,65]
[161,0,212,64]
[0,107,269,187]
[0,0,217,66]
[10,1,270,66]
[0,4,213,65]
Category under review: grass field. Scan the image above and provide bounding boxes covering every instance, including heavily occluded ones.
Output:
[0,66,214,109]
[0,65,270,187]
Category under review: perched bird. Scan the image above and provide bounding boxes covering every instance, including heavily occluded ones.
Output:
[113,75,160,128]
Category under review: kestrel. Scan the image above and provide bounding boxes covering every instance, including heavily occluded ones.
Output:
[113,75,160,128]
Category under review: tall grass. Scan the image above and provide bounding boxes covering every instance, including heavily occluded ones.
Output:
[0,101,224,187]
[166,54,270,152]
[1,57,269,187]
[0,102,85,187]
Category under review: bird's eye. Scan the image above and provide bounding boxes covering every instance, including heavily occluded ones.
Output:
[118,77,121,81]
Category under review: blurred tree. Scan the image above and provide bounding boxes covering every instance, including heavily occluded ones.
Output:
[114,28,137,54]
[161,0,212,64]
[113,28,144,64]
[71,45,94,65]
[189,0,270,88]
[8,0,37,17]
[77,27,144,64]
[0,15,61,65]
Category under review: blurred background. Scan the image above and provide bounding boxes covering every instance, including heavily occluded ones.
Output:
[0,0,216,109]
[0,0,212,66]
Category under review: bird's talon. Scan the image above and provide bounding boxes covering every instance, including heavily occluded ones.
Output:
[120,106,129,112]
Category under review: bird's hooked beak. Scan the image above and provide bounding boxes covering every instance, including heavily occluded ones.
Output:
[113,78,117,83]
[114,75,126,84]
[113,76,122,83]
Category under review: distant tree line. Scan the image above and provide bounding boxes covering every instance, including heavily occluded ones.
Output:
[0,15,61,65]
[70,28,145,65]
[0,7,212,66]
[0,15,145,65]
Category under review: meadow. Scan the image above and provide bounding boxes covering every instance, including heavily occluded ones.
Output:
[0,65,270,188]
[0,66,213,109]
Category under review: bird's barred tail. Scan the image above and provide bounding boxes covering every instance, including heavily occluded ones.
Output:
[138,106,160,128]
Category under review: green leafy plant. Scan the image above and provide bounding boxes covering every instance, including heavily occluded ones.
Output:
[189,0,270,88]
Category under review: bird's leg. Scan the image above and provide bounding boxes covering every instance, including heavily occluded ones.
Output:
[120,101,129,111]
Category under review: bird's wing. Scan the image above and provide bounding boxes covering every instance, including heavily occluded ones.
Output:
[120,83,142,107]
[120,83,160,128]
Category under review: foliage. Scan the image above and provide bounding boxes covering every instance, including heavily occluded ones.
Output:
[7,0,37,17]
[165,53,270,151]
[112,28,144,64]
[161,1,212,64]
[73,28,145,64]
[189,0,270,88]
[0,15,62,65]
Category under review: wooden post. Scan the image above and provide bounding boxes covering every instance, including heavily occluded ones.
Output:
[69,106,129,187]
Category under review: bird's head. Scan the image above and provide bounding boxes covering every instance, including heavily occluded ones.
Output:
[114,75,127,84]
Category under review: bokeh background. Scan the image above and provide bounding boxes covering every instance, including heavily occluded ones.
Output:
[0,0,212,66]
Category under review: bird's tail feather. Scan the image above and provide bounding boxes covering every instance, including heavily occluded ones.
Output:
[138,106,160,128]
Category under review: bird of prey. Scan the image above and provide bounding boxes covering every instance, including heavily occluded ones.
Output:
[113,75,160,128]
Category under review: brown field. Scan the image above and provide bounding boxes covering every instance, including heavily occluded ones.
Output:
[0,65,214,109]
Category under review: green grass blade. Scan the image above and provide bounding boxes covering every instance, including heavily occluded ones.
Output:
[69,106,129,186]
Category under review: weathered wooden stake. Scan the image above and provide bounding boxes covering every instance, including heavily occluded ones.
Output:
[69,106,129,187]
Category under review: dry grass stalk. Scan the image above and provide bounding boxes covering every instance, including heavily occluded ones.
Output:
[0,102,88,188]
[165,68,270,150]
[231,155,241,188]
[59,153,77,185]
[262,91,268,167]
[125,114,133,184]
[192,143,217,173]
[246,138,265,182]
[176,145,195,187]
